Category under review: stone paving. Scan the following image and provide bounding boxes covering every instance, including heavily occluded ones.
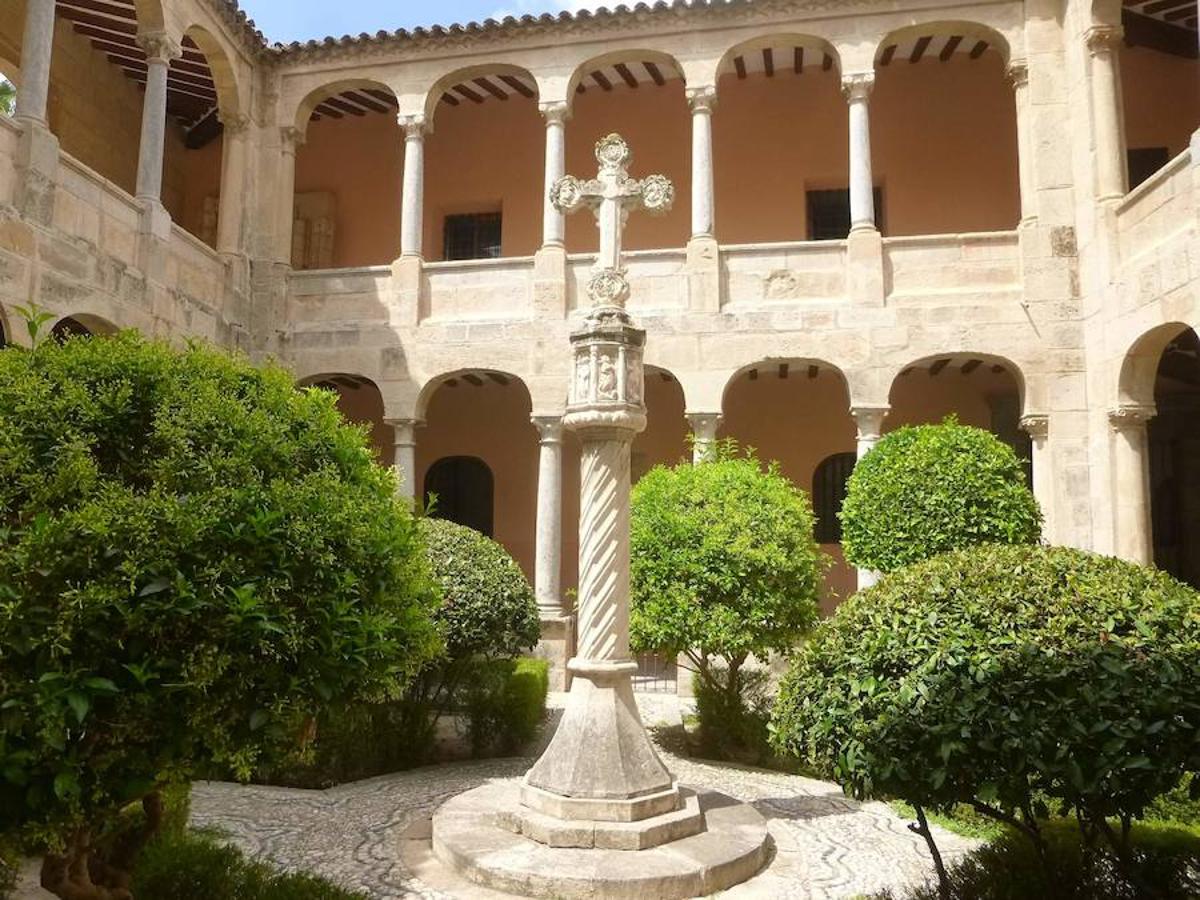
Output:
[189,693,977,899]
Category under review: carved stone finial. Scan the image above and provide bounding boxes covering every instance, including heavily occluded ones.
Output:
[1085,25,1123,56]
[1108,404,1155,431]
[686,86,717,113]
[136,30,182,63]
[842,72,874,102]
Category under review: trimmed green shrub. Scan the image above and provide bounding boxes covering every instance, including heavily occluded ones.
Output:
[839,419,1041,573]
[871,820,1200,900]
[132,830,367,900]
[462,657,550,757]
[631,442,825,757]
[772,544,1200,875]
[0,331,439,896]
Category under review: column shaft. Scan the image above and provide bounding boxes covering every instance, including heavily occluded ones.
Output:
[1021,414,1053,543]
[1110,406,1155,564]
[400,116,426,258]
[844,74,876,233]
[278,128,302,263]
[686,412,721,463]
[217,115,249,256]
[135,33,180,203]
[541,105,567,248]
[851,405,888,590]
[533,416,564,618]
[1087,26,1127,202]
[1008,61,1037,224]
[688,89,716,240]
[387,419,419,501]
[15,0,55,123]
[575,437,633,662]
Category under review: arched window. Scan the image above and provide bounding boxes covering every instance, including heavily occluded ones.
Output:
[812,452,857,543]
[52,317,94,341]
[424,456,494,537]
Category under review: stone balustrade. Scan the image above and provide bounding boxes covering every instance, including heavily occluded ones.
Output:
[425,256,536,321]
[568,249,690,313]
[722,241,848,307]
[882,231,1022,303]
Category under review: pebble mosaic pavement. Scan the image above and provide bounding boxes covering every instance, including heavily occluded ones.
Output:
[189,693,977,899]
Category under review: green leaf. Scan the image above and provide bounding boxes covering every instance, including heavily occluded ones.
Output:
[53,772,80,800]
[66,692,89,724]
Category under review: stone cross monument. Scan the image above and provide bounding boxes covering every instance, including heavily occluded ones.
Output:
[430,135,768,899]
[522,134,677,817]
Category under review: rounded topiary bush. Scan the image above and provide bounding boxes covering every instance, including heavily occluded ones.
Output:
[0,331,439,896]
[419,517,540,661]
[771,544,1200,840]
[839,419,1041,573]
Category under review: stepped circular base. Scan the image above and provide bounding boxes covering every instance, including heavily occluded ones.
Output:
[432,780,770,899]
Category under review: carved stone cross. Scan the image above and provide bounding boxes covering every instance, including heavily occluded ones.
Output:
[550,133,674,308]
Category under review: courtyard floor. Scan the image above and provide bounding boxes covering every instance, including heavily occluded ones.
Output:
[187,692,975,899]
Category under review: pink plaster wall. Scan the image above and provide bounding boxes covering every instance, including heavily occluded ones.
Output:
[1121,44,1200,160]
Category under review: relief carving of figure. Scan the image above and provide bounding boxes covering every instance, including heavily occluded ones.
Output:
[627,359,643,405]
[574,353,591,404]
[597,353,618,401]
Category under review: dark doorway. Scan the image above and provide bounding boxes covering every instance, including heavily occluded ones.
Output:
[1150,328,1200,589]
[424,455,495,536]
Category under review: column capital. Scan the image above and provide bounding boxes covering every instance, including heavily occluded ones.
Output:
[384,417,422,444]
[1108,404,1155,432]
[685,411,722,433]
[850,405,888,440]
[841,72,875,102]
[398,114,429,139]
[686,86,717,113]
[136,30,182,63]
[539,101,571,124]
[532,415,565,443]
[1020,413,1049,439]
[279,126,305,153]
[1085,25,1124,57]
[220,113,252,137]
[1006,59,1029,90]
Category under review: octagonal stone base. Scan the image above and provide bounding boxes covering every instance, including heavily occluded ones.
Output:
[500,787,704,850]
[431,780,770,899]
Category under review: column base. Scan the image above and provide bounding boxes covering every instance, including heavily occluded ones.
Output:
[391,255,424,326]
[685,235,720,312]
[523,658,674,810]
[533,245,568,318]
[534,613,574,691]
[847,225,885,306]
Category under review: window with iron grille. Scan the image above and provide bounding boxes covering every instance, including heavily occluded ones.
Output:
[443,212,502,261]
[812,452,858,543]
[806,188,883,241]
[424,456,494,537]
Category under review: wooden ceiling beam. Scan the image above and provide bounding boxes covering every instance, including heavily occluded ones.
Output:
[969,40,990,58]
[733,55,747,79]
[763,47,775,76]
[910,35,933,62]
[440,92,460,106]
[453,82,485,103]
[614,62,640,88]
[499,74,535,98]
[323,96,368,116]
[644,61,666,85]
[880,44,897,65]
[940,35,964,60]
[341,90,389,113]
[794,46,804,72]
[591,69,613,91]
[1123,9,1198,56]
[473,76,508,100]
[365,88,399,107]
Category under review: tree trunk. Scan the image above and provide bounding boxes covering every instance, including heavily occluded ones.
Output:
[909,805,952,900]
[41,829,132,900]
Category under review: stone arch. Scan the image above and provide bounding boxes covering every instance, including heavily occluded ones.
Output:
[635,365,690,480]
[422,62,540,124]
[564,49,687,109]
[1118,321,1194,408]
[874,21,1012,67]
[52,313,119,338]
[292,79,399,138]
[716,32,841,81]
[297,372,390,462]
[888,352,1027,419]
[180,24,241,121]
[415,367,531,420]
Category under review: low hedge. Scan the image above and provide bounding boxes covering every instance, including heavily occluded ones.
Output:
[462,657,550,756]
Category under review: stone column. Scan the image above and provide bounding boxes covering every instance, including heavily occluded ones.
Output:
[1087,25,1127,203]
[1008,60,1037,225]
[277,127,303,264]
[851,405,888,590]
[1021,414,1053,543]
[386,418,419,501]
[532,416,565,618]
[688,87,716,240]
[399,115,427,259]
[14,0,55,124]
[135,31,182,204]
[686,412,721,463]
[843,73,876,233]
[1109,405,1156,565]
[216,113,250,259]
[541,104,568,249]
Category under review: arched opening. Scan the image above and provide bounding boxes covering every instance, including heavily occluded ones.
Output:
[887,353,1028,457]
[424,456,495,536]
[160,25,240,249]
[565,51,690,252]
[417,369,536,578]
[293,80,401,268]
[812,451,857,544]
[1119,4,1200,188]
[720,360,855,609]
[298,373,389,463]
[633,365,690,481]
[51,313,117,340]
[1146,327,1200,587]
[872,24,1020,234]
[423,65,541,261]
[713,35,848,243]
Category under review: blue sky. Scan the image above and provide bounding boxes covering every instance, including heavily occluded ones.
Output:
[242,1,603,44]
